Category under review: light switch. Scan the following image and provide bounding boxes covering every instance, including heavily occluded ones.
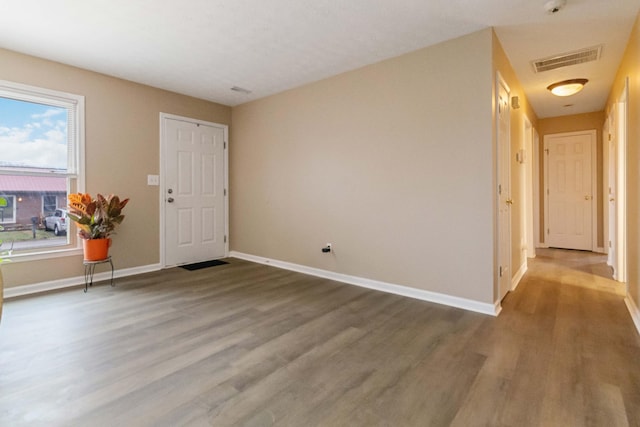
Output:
[147,174,159,186]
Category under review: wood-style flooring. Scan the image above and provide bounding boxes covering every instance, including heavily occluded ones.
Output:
[0,249,639,426]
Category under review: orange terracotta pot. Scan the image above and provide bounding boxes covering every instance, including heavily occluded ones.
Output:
[82,238,111,261]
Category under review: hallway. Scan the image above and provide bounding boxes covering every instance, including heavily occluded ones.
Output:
[523,248,626,294]
[490,248,639,426]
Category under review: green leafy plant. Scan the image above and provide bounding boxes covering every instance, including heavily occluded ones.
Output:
[67,193,130,239]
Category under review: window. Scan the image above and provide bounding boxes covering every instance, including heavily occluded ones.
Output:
[0,80,84,255]
[42,194,58,213]
[0,195,16,223]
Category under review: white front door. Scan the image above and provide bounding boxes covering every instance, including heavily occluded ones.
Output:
[545,132,594,251]
[162,116,227,266]
[497,75,511,301]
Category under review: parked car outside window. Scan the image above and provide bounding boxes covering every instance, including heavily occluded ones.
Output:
[43,209,68,236]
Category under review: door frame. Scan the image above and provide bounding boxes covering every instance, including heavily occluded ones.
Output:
[611,79,628,283]
[496,71,512,304]
[159,112,229,268]
[614,82,629,284]
[523,114,535,258]
[543,129,597,251]
[533,127,541,248]
[603,114,610,257]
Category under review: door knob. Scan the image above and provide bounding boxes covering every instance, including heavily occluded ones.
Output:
[610,198,615,202]
[584,195,592,200]
[506,199,513,205]
[167,197,174,203]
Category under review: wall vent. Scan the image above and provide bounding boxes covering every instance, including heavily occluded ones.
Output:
[532,46,602,73]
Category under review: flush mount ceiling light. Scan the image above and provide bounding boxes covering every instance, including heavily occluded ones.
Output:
[547,78,588,96]
[544,0,567,14]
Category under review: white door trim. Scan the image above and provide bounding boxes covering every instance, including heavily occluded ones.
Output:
[523,115,535,258]
[543,129,597,251]
[496,71,511,304]
[615,79,628,283]
[533,127,541,248]
[603,115,610,256]
[159,113,229,268]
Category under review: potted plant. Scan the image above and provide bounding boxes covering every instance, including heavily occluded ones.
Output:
[68,193,130,261]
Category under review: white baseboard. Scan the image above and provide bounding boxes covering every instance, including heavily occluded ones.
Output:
[625,295,640,336]
[511,261,528,292]
[4,263,162,299]
[229,251,498,316]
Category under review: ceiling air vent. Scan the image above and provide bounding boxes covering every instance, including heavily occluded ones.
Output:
[231,86,252,94]
[532,46,602,73]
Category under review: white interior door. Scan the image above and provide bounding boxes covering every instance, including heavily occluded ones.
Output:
[607,125,617,269]
[497,75,511,301]
[523,116,535,258]
[545,132,594,251]
[613,84,627,282]
[533,129,541,249]
[163,116,227,266]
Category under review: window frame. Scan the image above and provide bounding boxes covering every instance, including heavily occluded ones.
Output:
[0,80,85,261]
[0,195,16,224]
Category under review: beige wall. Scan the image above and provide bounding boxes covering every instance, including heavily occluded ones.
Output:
[492,32,539,295]
[0,48,231,288]
[231,29,496,304]
[537,112,606,247]
[0,27,544,309]
[605,13,640,308]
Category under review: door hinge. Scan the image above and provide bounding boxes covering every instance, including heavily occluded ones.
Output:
[498,184,502,195]
[547,228,550,234]
[544,148,549,155]
[499,266,503,277]
[608,133,612,141]
[224,141,227,149]
[609,240,612,248]
[224,235,227,243]
[224,188,227,196]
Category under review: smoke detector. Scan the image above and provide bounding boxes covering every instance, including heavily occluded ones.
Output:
[544,0,567,14]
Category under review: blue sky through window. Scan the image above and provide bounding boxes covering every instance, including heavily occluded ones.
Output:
[0,97,68,170]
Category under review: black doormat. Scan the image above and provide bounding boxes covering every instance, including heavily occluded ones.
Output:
[180,260,229,271]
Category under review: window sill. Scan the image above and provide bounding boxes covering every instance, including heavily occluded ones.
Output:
[5,247,83,263]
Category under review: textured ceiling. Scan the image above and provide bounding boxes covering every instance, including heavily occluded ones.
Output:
[0,0,638,118]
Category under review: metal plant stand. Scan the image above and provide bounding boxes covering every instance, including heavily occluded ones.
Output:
[83,256,114,292]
